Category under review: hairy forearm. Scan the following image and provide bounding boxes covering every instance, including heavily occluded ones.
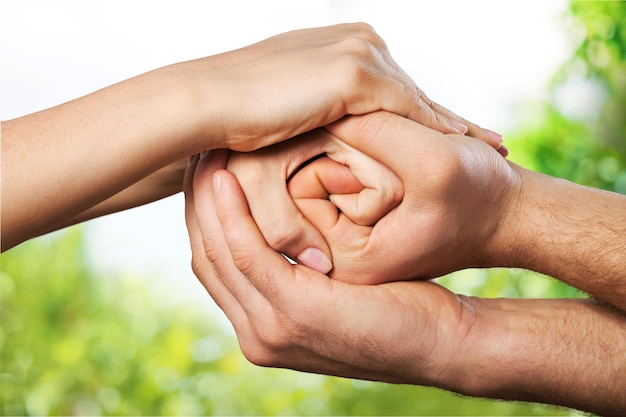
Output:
[446,297,626,416]
[495,166,626,310]
[1,65,217,251]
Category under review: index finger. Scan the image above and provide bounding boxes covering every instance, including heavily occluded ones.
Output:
[325,112,445,179]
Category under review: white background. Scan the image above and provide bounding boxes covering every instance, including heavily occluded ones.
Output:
[2,0,572,309]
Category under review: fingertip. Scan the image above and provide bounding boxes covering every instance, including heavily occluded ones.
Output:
[480,128,506,154]
[213,169,249,218]
[449,119,469,135]
[296,247,333,274]
[482,128,504,145]
[328,193,373,226]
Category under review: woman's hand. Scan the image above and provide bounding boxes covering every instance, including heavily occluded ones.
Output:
[183,23,505,152]
[2,22,503,251]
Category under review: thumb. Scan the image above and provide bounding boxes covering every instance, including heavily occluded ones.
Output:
[236,165,334,275]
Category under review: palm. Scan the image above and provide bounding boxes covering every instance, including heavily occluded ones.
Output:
[241,262,468,386]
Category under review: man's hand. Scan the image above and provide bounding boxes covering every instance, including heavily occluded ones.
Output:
[185,151,626,417]
[225,112,517,283]
[322,111,626,310]
[185,151,474,385]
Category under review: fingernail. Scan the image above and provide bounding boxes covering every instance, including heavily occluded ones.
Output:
[449,119,468,134]
[497,144,509,158]
[483,128,504,144]
[212,172,221,194]
[297,247,333,274]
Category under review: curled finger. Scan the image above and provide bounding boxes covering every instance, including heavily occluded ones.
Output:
[226,132,335,274]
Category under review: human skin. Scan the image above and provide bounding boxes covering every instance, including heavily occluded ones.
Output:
[225,112,626,309]
[185,111,626,415]
[223,128,404,274]
[222,118,514,284]
[0,23,505,252]
[322,113,626,310]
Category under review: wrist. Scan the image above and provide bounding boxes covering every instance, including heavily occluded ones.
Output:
[440,297,626,415]
[148,59,228,154]
[165,50,272,153]
[484,164,554,270]
[487,164,626,309]
[440,297,539,399]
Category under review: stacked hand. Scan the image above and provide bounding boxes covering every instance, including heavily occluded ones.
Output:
[185,112,626,417]
[222,112,516,283]
[6,15,624,416]
[184,139,475,387]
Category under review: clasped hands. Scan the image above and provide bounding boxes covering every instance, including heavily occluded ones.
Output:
[184,111,518,385]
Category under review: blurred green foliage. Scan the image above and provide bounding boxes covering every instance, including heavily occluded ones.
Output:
[1,230,574,416]
[506,0,626,193]
[1,1,623,415]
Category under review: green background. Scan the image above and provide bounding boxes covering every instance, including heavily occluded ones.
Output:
[2,2,624,415]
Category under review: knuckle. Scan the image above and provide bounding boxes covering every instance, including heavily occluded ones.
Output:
[331,35,392,112]
[429,100,445,114]
[391,182,404,205]
[334,29,384,74]
[239,339,276,367]
[349,22,385,48]
[385,177,405,208]
[190,254,204,277]
[417,96,438,121]
[264,218,307,252]
[202,238,223,264]
[420,91,434,108]
[240,322,290,367]
[256,325,289,353]
[350,21,376,33]
[228,241,258,275]
[415,93,458,131]
[416,101,446,130]
[189,252,217,290]
[189,239,217,274]
[241,348,272,367]
[429,152,461,190]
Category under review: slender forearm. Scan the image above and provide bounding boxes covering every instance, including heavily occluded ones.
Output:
[38,158,187,236]
[445,297,626,416]
[1,65,216,251]
[494,166,626,310]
